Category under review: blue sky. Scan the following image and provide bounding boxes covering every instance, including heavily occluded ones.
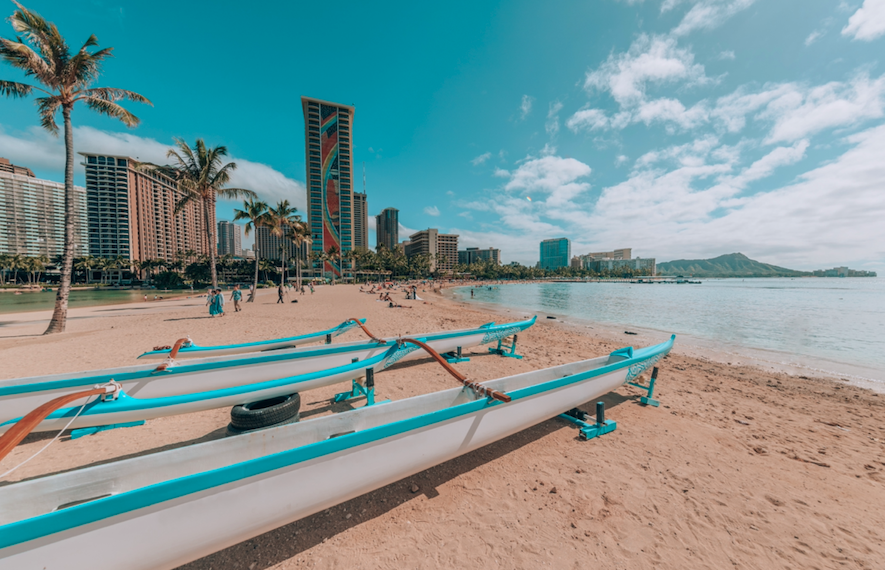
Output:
[2,0,884,270]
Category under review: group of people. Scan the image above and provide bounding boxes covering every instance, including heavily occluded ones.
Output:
[206,284,249,317]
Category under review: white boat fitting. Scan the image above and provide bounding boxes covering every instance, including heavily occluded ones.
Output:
[136,319,365,360]
[0,317,537,433]
[0,335,674,570]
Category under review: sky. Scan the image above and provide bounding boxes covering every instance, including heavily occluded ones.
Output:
[1,0,884,271]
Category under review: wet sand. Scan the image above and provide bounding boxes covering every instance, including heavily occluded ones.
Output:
[0,284,883,569]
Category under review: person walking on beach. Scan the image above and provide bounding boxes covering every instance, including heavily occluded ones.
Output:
[277,284,285,304]
[231,285,242,312]
[248,283,255,303]
[207,290,217,316]
[309,283,314,294]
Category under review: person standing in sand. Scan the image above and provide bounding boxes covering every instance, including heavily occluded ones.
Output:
[231,285,242,312]
[207,290,217,316]
[277,284,285,304]
[212,289,225,317]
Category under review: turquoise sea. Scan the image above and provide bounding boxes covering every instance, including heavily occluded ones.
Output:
[0,288,198,315]
[450,278,885,385]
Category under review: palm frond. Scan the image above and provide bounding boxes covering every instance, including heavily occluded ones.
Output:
[36,96,61,133]
[65,44,112,87]
[0,37,53,83]
[209,161,236,188]
[216,187,257,200]
[0,79,35,98]
[80,87,151,105]
[81,96,140,127]
[10,2,69,78]
[173,194,194,216]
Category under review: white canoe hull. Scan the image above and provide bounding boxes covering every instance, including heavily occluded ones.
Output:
[0,337,673,569]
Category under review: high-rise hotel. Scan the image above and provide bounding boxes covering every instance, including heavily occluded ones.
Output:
[80,153,214,263]
[301,97,355,277]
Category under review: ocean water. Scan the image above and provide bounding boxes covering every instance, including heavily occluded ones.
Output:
[0,289,198,315]
[450,278,885,385]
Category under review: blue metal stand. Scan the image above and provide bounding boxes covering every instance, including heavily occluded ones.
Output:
[627,366,660,407]
[332,367,388,407]
[70,420,145,440]
[442,346,470,364]
[489,334,523,359]
[559,402,616,441]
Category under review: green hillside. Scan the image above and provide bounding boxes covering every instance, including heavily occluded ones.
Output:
[657,253,808,278]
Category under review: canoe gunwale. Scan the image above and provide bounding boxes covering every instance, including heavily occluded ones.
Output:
[0,334,674,550]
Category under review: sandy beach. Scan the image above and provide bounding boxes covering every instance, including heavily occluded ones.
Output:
[1,284,883,569]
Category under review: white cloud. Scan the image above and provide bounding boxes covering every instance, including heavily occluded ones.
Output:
[0,124,307,209]
[519,95,534,120]
[842,0,885,40]
[398,222,418,239]
[471,152,492,166]
[566,108,610,132]
[671,0,757,37]
[615,155,629,167]
[424,205,441,217]
[504,155,592,207]
[805,30,823,46]
[546,101,563,135]
[635,97,709,129]
[584,34,709,107]
[719,50,736,60]
[540,143,557,156]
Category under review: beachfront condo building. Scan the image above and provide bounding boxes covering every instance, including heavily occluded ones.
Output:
[352,191,368,250]
[301,96,354,278]
[570,248,633,268]
[407,229,459,273]
[589,257,656,276]
[458,247,501,266]
[217,221,243,257]
[254,225,304,263]
[375,207,399,251]
[80,154,214,263]
[0,158,88,258]
[540,238,571,270]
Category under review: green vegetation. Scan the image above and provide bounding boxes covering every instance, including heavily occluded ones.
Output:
[657,253,807,278]
[0,2,150,333]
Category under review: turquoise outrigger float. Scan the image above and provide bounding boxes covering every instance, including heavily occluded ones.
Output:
[0,335,674,570]
[0,317,537,435]
[136,319,366,360]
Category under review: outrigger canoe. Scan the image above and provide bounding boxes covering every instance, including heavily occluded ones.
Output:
[0,317,537,432]
[0,335,674,570]
[136,319,366,360]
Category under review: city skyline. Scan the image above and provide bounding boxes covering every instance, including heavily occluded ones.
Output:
[1,1,884,271]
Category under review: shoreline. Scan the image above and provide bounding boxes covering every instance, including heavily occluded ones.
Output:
[442,282,885,393]
[1,284,883,569]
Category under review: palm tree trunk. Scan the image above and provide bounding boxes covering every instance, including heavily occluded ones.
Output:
[250,250,259,302]
[44,106,75,335]
[204,198,218,289]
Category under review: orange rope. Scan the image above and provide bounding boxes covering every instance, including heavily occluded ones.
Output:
[154,337,189,372]
[396,338,511,403]
[0,385,117,464]
[347,318,385,343]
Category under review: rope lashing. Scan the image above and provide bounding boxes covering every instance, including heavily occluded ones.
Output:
[395,338,511,403]
[0,382,120,465]
[153,338,189,372]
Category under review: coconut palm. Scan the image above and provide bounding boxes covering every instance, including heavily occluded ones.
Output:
[74,255,97,284]
[263,200,302,285]
[0,3,150,333]
[285,222,312,290]
[233,198,268,302]
[140,139,255,289]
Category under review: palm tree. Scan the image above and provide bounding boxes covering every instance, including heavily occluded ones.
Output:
[74,255,97,284]
[233,198,268,302]
[0,3,150,334]
[285,222,312,290]
[140,139,255,289]
[263,200,302,285]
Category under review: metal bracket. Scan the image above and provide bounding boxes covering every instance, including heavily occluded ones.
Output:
[489,334,523,359]
[559,402,617,441]
[332,367,389,407]
[442,346,470,364]
[626,366,661,407]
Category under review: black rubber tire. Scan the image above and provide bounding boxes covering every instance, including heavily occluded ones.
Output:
[230,393,301,431]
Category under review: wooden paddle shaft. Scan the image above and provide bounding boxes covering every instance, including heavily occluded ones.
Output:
[348,318,385,343]
[154,338,189,372]
[0,384,117,465]
[396,338,512,403]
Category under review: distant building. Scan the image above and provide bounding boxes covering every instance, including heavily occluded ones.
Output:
[0,157,35,177]
[352,191,368,250]
[587,257,656,276]
[254,226,301,262]
[302,96,355,277]
[458,247,501,265]
[0,159,88,257]
[375,207,399,251]
[80,153,214,264]
[572,248,632,268]
[539,238,571,270]
[217,221,242,257]
[400,240,412,256]
[407,229,459,273]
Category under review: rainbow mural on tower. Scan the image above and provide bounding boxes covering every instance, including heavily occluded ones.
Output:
[320,104,341,277]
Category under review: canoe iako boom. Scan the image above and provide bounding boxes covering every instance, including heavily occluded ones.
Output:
[0,335,674,570]
[136,319,366,360]
[0,317,537,433]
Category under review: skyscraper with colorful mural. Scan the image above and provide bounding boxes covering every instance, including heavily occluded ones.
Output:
[301,97,354,278]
